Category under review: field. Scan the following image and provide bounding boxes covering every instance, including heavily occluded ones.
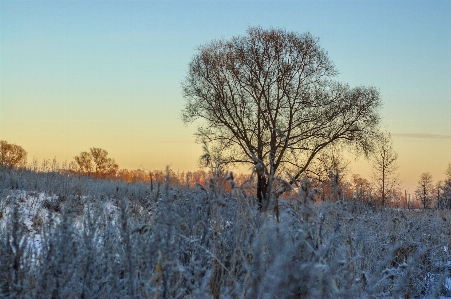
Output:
[1,167,450,298]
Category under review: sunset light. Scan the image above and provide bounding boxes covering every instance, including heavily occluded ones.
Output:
[1,1,450,193]
[1,1,451,297]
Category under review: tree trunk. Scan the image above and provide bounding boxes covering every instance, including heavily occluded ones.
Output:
[257,174,268,210]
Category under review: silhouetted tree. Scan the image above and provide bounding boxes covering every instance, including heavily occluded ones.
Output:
[370,131,399,206]
[73,148,118,179]
[182,27,381,208]
[352,174,373,202]
[74,151,94,174]
[415,172,434,209]
[0,140,27,169]
[90,148,118,178]
[435,180,447,209]
[308,146,350,201]
[443,163,451,209]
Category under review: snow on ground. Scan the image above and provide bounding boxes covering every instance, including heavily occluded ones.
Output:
[0,190,124,254]
[1,188,451,298]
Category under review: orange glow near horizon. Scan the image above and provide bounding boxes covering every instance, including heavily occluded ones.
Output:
[2,132,449,195]
[1,1,449,198]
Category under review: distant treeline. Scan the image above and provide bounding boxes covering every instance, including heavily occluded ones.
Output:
[1,140,451,209]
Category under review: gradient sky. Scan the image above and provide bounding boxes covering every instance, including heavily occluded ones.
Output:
[1,0,450,192]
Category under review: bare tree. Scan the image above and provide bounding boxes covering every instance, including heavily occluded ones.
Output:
[0,140,27,169]
[443,163,451,209]
[74,148,118,179]
[415,172,434,209]
[352,174,373,202]
[370,131,399,206]
[182,27,381,207]
[308,145,350,201]
[435,180,447,209]
[90,148,118,178]
[74,151,94,174]
[198,138,230,179]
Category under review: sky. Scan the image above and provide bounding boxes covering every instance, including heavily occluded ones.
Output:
[1,0,450,193]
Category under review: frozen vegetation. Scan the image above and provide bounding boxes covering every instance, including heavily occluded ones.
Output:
[0,167,450,298]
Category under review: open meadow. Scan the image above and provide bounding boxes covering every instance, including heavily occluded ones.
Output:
[1,166,450,298]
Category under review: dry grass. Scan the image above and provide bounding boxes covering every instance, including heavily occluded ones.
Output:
[0,167,450,298]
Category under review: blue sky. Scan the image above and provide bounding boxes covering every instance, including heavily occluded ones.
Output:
[1,0,450,191]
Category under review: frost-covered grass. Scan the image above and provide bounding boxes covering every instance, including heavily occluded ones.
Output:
[0,167,450,298]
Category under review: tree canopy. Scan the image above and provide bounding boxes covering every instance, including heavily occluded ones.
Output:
[416,172,434,209]
[0,140,27,169]
[182,27,381,206]
[73,148,118,179]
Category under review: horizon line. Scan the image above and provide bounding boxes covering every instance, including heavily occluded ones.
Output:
[393,133,451,139]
